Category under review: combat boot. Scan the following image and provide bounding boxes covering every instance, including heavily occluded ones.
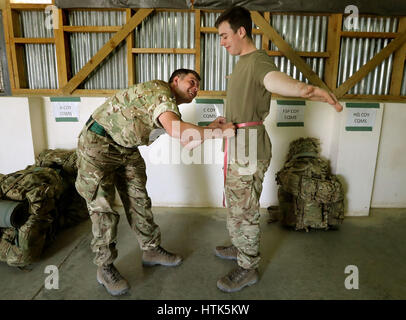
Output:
[142,246,182,267]
[217,266,259,293]
[214,244,238,260]
[97,264,130,296]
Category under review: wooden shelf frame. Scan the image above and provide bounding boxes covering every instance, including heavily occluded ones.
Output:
[1,2,405,100]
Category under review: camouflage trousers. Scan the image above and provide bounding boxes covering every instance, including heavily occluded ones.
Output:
[224,158,270,270]
[75,123,161,267]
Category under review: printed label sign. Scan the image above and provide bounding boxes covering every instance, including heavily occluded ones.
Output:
[276,100,305,127]
[51,97,81,122]
[196,99,224,126]
[345,103,379,131]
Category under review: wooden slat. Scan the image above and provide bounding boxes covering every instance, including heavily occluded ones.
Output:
[10,4,50,10]
[61,8,153,95]
[12,89,61,96]
[342,94,406,102]
[201,26,263,35]
[324,14,342,92]
[54,8,69,88]
[132,48,196,54]
[13,37,54,44]
[266,50,330,58]
[251,11,330,92]
[335,29,406,98]
[195,9,201,77]
[198,90,226,96]
[63,26,122,33]
[72,89,118,96]
[389,17,406,96]
[340,31,398,39]
[262,12,270,50]
[2,2,16,89]
[126,9,134,86]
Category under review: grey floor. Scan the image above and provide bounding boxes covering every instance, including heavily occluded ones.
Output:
[0,207,405,300]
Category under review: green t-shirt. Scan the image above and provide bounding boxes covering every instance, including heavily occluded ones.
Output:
[92,80,181,148]
[225,50,278,161]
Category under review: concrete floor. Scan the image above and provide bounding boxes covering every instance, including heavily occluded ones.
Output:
[0,207,405,300]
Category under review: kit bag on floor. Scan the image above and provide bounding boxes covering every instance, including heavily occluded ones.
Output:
[271,137,345,231]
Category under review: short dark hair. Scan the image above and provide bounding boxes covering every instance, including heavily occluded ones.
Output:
[169,69,201,84]
[215,6,252,40]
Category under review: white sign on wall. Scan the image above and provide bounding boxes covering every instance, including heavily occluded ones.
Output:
[276,100,306,127]
[345,103,379,131]
[51,97,81,122]
[195,99,224,126]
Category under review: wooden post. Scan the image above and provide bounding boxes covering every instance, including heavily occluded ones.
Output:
[54,8,70,89]
[324,14,342,93]
[389,17,406,96]
[195,9,201,77]
[126,8,135,87]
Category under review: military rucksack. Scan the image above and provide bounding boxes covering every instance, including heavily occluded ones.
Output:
[0,149,88,267]
[269,137,345,231]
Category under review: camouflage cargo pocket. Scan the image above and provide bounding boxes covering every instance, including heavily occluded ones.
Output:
[75,156,103,203]
[299,176,317,200]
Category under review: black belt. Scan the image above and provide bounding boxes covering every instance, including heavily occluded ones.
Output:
[86,116,108,137]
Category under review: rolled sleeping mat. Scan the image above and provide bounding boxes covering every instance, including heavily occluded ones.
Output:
[0,200,29,228]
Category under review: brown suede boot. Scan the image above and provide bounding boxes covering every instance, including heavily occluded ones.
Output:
[142,246,182,267]
[97,264,130,296]
[214,245,238,260]
[217,266,259,293]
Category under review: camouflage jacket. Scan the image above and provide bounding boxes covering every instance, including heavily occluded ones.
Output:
[92,80,181,148]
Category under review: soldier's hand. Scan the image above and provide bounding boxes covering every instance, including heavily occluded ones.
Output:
[220,122,236,138]
[210,116,227,126]
[301,85,343,112]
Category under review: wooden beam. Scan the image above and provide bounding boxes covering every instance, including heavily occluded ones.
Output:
[335,29,406,98]
[262,12,270,50]
[201,26,263,35]
[132,48,196,54]
[63,26,122,33]
[195,9,201,77]
[266,50,330,58]
[126,9,135,86]
[389,17,406,96]
[13,37,55,44]
[62,8,153,95]
[324,14,342,92]
[340,31,398,39]
[54,8,70,88]
[251,11,330,92]
[2,3,16,89]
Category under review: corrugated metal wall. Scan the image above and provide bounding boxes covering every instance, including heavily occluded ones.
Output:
[270,14,328,84]
[0,60,4,93]
[68,10,127,89]
[20,10,58,89]
[135,11,195,83]
[13,10,406,96]
[339,16,398,95]
[401,62,406,96]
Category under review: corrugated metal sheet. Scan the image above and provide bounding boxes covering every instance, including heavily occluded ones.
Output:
[19,11,58,89]
[135,11,196,83]
[0,59,4,93]
[271,14,328,83]
[338,17,398,95]
[68,10,127,89]
[68,10,125,26]
[70,32,127,89]
[401,62,406,96]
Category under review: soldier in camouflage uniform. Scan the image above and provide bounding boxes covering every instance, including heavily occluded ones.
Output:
[214,7,343,293]
[75,68,235,296]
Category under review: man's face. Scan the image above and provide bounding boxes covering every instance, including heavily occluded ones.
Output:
[174,73,200,103]
[218,21,243,56]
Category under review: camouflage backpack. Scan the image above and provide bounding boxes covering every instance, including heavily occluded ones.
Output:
[35,149,88,229]
[269,137,345,231]
[0,167,64,267]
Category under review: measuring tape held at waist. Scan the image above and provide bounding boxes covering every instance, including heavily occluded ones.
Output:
[223,121,263,207]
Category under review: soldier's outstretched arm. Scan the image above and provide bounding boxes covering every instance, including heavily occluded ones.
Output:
[158,111,235,149]
[263,71,343,112]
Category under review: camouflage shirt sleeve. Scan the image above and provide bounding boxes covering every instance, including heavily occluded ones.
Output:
[151,82,181,129]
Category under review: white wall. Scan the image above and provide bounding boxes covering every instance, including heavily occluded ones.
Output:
[0,98,35,174]
[0,96,405,215]
[371,103,406,207]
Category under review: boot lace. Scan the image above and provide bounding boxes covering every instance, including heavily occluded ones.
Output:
[103,265,122,283]
[228,267,250,282]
